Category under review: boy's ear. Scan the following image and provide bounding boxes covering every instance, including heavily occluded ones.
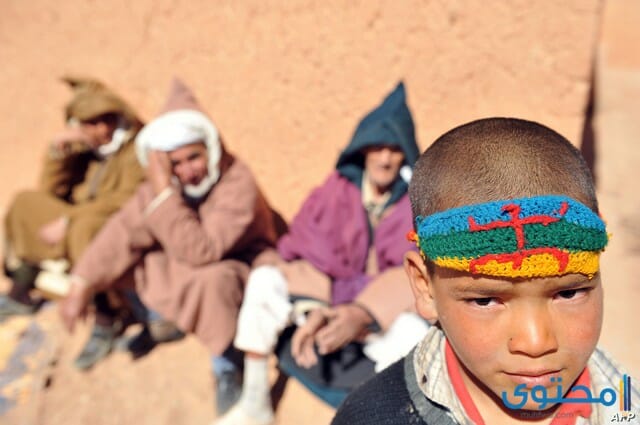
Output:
[404,251,438,324]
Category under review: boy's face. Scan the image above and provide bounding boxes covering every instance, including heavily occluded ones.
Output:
[405,251,603,412]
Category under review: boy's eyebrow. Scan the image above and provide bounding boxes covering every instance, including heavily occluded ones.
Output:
[450,281,513,296]
[547,276,596,290]
[449,275,597,296]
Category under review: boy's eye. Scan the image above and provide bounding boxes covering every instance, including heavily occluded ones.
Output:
[554,288,589,300]
[469,297,497,307]
[558,289,577,299]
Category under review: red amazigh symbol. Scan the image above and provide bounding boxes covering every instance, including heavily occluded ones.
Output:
[468,202,569,273]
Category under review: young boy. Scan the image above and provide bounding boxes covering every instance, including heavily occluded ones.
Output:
[332,118,639,424]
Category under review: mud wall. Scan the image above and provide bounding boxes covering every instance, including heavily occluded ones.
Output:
[0,0,601,221]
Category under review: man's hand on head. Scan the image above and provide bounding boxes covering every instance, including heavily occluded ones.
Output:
[147,150,173,195]
[50,126,91,152]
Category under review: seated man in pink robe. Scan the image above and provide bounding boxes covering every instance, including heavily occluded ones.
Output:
[217,82,430,425]
[58,79,278,414]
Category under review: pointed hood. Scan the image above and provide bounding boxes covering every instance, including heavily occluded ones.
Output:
[62,75,140,126]
[158,78,206,114]
[135,78,222,197]
[336,81,419,205]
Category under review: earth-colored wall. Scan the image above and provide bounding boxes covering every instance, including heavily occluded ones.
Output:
[0,0,601,222]
[594,0,640,378]
[5,2,640,424]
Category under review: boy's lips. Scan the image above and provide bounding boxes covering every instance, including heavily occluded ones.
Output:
[504,369,562,387]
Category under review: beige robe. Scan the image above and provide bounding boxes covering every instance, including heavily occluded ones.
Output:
[72,156,278,355]
[4,135,144,266]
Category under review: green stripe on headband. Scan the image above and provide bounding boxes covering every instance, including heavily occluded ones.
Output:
[422,220,609,261]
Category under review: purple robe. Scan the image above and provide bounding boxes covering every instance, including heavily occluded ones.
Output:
[277,171,415,304]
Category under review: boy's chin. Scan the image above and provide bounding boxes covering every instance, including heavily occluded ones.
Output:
[519,400,561,413]
[496,385,563,414]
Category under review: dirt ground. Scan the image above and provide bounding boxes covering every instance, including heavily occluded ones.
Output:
[1,2,639,425]
[0,304,335,425]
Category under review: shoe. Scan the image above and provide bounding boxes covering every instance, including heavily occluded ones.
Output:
[34,270,72,299]
[117,326,156,358]
[117,321,185,358]
[39,259,70,274]
[73,323,118,370]
[148,320,185,343]
[0,294,39,322]
[213,404,275,425]
[215,369,243,416]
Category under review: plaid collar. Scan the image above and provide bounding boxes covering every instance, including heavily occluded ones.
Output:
[411,328,638,424]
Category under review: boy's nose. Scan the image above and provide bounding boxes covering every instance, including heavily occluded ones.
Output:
[508,306,559,358]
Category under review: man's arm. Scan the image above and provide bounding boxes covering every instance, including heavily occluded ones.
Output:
[39,151,90,199]
[65,146,145,219]
[39,125,96,197]
[143,161,261,266]
[58,187,148,331]
[352,266,414,331]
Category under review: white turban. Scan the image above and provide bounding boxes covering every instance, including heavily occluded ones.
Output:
[135,109,222,197]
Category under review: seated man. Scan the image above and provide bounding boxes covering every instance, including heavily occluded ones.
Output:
[58,79,278,414]
[218,82,430,425]
[1,77,145,354]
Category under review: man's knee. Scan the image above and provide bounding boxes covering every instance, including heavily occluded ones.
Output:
[234,265,293,354]
[243,265,288,305]
[10,190,47,210]
[6,191,47,227]
[240,265,292,327]
[5,191,68,263]
[188,261,247,306]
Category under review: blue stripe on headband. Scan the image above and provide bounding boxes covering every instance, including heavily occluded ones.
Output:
[415,195,605,238]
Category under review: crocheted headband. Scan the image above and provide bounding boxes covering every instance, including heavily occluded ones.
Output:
[407,195,608,279]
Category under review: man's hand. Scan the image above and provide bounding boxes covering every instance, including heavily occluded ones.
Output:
[291,307,330,368]
[314,303,373,355]
[58,278,93,332]
[38,216,69,245]
[291,303,374,368]
[147,150,172,195]
[50,126,91,152]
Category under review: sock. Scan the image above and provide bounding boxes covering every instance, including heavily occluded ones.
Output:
[238,357,273,420]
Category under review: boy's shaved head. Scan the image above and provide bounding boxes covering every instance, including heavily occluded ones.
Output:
[409,117,598,219]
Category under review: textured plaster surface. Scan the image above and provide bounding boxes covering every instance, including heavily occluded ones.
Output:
[0,0,601,221]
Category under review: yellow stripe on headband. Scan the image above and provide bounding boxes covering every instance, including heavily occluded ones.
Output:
[433,251,601,279]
